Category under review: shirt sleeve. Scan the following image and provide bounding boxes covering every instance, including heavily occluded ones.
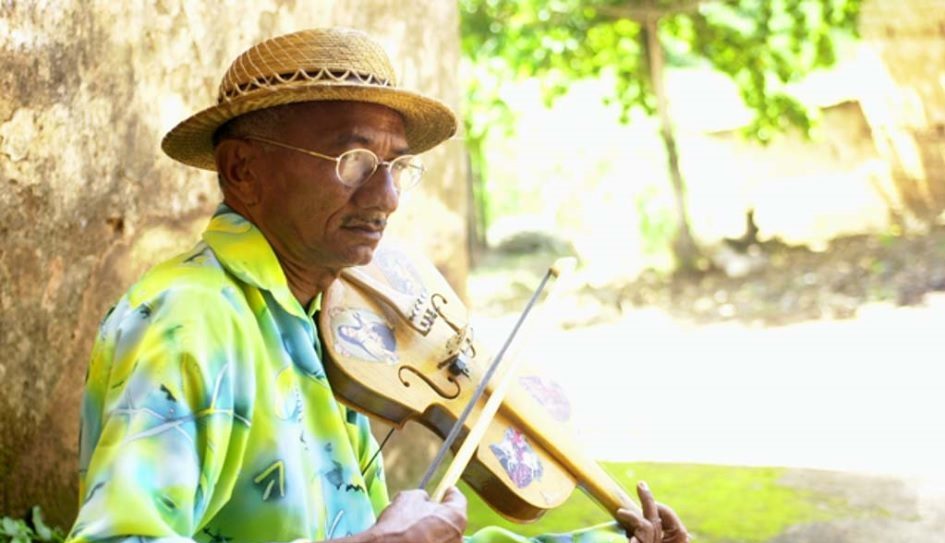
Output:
[466,522,627,543]
[342,406,390,516]
[67,286,255,543]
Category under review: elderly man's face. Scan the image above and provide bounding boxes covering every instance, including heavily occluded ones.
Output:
[250,101,408,271]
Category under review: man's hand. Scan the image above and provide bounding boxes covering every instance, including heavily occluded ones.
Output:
[615,482,689,543]
[371,487,467,543]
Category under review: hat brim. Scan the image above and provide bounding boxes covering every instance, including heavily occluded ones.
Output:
[161,83,458,171]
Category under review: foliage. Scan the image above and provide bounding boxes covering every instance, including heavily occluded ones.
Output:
[463,462,880,543]
[1,507,64,543]
[635,184,677,259]
[460,0,862,142]
[463,60,518,247]
[460,0,863,269]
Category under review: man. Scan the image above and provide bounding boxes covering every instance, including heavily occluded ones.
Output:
[67,28,688,543]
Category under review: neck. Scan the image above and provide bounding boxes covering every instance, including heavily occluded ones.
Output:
[277,253,339,308]
[223,196,338,309]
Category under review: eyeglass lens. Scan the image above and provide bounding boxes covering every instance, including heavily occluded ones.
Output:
[336,150,424,191]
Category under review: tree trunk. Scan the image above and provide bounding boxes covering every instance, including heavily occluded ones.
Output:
[643,14,700,271]
[465,150,488,266]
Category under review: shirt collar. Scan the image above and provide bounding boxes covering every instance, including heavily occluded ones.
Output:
[202,204,314,321]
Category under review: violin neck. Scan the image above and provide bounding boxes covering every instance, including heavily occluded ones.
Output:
[573,454,641,518]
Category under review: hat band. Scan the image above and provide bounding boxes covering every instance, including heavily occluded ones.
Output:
[218,68,393,104]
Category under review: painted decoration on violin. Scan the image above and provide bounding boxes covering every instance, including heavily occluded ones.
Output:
[519,375,572,422]
[329,307,398,365]
[490,427,544,489]
[374,247,427,297]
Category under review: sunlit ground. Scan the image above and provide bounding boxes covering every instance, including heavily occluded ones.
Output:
[466,285,945,539]
[466,289,945,539]
[472,293,945,479]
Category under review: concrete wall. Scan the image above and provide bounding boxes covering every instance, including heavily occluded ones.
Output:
[685,100,893,245]
[859,0,945,222]
[0,0,466,526]
[679,0,945,245]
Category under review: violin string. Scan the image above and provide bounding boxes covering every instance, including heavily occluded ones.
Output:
[417,268,554,492]
[361,426,396,476]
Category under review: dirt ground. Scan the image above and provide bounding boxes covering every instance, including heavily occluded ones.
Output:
[471,224,945,327]
[770,469,945,543]
[618,226,945,327]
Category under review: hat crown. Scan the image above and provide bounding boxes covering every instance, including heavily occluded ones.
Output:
[163,27,456,171]
[217,28,397,104]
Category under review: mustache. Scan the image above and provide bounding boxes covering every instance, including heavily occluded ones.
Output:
[342,215,388,230]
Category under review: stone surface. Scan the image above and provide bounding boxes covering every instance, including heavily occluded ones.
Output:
[859,0,945,222]
[769,470,945,543]
[0,0,465,526]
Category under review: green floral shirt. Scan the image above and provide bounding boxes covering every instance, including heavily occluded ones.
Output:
[68,206,624,543]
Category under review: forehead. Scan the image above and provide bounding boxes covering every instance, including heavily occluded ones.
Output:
[281,101,408,149]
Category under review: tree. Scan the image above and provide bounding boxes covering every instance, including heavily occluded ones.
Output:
[461,0,862,270]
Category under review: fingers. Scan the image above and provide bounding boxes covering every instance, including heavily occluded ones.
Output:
[400,489,429,500]
[656,503,689,543]
[379,488,467,542]
[636,482,659,523]
[616,506,658,543]
[638,481,663,542]
[440,486,467,509]
[439,486,468,533]
[617,481,686,543]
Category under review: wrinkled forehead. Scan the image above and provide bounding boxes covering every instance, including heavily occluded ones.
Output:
[280,101,409,151]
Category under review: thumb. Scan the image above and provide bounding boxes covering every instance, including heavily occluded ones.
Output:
[440,486,468,510]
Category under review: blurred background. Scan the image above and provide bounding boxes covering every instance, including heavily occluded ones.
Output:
[2,1,943,542]
[458,1,945,541]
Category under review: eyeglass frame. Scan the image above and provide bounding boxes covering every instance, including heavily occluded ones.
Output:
[243,135,425,192]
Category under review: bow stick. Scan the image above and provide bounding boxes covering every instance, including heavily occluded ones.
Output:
[421,257,577,501]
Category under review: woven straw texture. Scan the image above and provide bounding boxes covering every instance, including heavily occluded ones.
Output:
[162,28,456,171]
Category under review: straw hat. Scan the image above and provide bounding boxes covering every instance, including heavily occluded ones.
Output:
[162,28,457,171]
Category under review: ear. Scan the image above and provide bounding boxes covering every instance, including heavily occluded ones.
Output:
[215,139,263,206]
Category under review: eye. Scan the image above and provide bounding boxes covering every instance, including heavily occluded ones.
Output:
[390,156,425,191]
[336,150,378,186]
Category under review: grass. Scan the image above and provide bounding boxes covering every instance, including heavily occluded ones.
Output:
[463,463,877,543]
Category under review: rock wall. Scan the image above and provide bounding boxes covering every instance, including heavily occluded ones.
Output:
[859,0,945,222]
[0,0,465,526]
[687,100,891,245]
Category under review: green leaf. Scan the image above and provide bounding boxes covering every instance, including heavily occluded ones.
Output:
[30,507,55,542]
[1,516,33,541]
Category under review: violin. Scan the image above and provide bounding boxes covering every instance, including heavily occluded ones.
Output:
[318,242,642,524]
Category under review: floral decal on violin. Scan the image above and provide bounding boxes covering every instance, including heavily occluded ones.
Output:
[490,427,544,489]
[519,375,572,422]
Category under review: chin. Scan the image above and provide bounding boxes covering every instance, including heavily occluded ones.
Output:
[345,245,378,267]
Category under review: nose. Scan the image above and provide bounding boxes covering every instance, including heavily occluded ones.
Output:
[353,165,400,213]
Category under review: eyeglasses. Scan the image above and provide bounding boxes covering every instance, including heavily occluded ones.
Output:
[245,135,425,193]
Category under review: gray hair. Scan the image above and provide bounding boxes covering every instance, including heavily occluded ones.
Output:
[212,105,297,187]
[213,105,295,146]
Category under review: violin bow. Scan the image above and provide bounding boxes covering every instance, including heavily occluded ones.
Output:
[421,257,577,501]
